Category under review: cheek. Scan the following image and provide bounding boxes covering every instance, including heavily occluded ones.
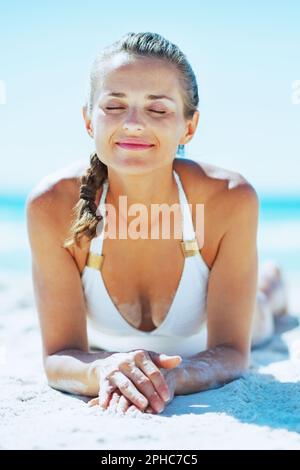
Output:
[93,108,117,126]
[93,116,115,142]
[155,115,181,135]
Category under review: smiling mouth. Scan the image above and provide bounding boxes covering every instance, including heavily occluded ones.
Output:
[116,143,154,150]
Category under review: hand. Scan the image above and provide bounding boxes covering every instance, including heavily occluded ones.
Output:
[88,389,154,415]
[159,368,177,405]
[87,368,178,415]
[87,349,182,414]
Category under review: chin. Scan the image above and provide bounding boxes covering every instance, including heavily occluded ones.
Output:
[111,156,160,174]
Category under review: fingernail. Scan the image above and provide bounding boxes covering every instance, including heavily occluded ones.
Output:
[160,354,181,360]
[160,353,176,360]
[159,354,168,360]
[156,404,164,413]
[138,398,148,408]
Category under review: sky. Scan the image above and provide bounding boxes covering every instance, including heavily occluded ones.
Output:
[0,0,299,195]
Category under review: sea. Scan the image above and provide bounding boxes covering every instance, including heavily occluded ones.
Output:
[0,190,299,284]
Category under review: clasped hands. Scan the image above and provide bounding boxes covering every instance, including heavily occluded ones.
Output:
[87,349,182,415]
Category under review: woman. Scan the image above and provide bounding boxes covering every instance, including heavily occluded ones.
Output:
[27,32,288,415]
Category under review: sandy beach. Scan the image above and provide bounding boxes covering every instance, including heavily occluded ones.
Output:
[1,271,300,450]
[1,0,299,453]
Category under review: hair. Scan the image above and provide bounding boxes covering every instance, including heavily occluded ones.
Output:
[63,32,199,249]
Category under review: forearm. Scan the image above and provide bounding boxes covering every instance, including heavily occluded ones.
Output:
[44,348,117,397]
[173,346,248,395]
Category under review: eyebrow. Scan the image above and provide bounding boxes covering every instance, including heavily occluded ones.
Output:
[105,92,175,103]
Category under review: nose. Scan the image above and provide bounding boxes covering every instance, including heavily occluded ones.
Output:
[123,108,144,132]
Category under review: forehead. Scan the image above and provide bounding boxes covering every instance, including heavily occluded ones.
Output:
[97,53,182,101]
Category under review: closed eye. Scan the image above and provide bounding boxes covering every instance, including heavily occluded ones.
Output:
[105,107,166,114]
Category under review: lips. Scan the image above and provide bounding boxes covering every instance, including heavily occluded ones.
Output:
[117,138,154,145]
[116,142,154,150]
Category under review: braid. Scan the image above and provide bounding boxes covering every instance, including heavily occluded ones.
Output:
[63,152,108,248]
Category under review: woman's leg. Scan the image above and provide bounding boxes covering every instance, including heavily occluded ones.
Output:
[251,261,289,347]
[257,261,288,317]
[251,291,275,347]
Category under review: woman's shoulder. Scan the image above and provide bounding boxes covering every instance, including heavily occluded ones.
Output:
[26,159,88,202]
[175,157,259,269]
[26,159,90,246]
[175,157,258,209]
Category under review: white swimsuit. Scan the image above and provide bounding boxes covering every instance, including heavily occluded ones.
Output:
[81,169,211,357]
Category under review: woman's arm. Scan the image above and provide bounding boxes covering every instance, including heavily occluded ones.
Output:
[173,182,259,395]
[44,349,117,396]
[26,182,116,396]
[26,183,178,406]
[172,346,246,395]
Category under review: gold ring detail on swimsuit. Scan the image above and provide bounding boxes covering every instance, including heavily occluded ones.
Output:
[86,252,105,271]
[181,239,199,258]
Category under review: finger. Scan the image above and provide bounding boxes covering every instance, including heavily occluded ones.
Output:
[87,397,99,407]
[107,391,121,413]
[120,363,165,414]
[98,378,116,409]
[145,406,156,414]
[116,395,131,414]
[149,351,182,369]
[126,404,144,415]
[135,352,171,403]
[110,370,148,410]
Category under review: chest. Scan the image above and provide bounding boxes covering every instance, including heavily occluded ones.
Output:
[90,235,186,332]
[72,170,221,332]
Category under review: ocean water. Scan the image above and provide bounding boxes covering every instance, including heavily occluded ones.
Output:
[0,191,299,282]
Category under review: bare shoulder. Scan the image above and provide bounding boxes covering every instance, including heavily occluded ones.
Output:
[175,157,259,268]
[26,159,88,204]
[26,159,88,245]
[176,157,258,215]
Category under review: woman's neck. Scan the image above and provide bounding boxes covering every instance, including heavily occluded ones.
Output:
[106,164,177,212]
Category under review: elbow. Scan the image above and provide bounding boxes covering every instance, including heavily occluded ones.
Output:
[219,344,250,379]
[215,343,250,371]
[243,351,251,371]
[42,352,89,396]
[43,354,58,389]
[43,353,65,390]
[232,347,250,377]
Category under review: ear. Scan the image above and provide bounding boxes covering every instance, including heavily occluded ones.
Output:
[180,110,200,145]
[82,105,94,138]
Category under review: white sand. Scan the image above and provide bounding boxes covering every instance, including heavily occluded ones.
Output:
[1,272,300,450]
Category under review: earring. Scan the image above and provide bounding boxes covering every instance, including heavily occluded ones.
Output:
[177,144,185,157]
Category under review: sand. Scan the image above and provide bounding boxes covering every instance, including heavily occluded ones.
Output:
[1,271,300,450]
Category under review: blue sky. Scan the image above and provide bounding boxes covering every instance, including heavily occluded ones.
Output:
[0,0,299,194]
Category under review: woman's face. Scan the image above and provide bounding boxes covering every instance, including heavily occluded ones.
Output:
[83,53,199,174]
